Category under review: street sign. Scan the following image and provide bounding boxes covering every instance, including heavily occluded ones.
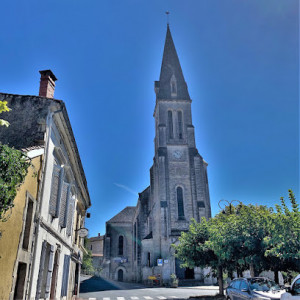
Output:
[157,259,163,266]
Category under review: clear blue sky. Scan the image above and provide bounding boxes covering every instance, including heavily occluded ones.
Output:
[0,0,298,237]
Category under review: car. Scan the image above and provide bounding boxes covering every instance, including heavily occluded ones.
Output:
[226,277,286,300]
[281,275,300,300]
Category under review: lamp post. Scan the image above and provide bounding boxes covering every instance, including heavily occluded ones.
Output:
[218,199,242,214]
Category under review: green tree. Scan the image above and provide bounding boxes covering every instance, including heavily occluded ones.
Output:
[208,204,272,278]
[82,237,95,274]
[174,218,225,295]
[264,190,300,280]
[0,100,10,127]
[174,192,299,291]
[0,144,31,221]
[82,250,95,274]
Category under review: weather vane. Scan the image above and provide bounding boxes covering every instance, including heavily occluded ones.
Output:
[165,11,170,25]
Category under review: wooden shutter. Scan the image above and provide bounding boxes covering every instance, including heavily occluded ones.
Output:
[45,244,55,298]
[49,165,61,217]
[59,182,69,228]
[61,255,70,297]
[66,195,75,236]
[35,241,47,300]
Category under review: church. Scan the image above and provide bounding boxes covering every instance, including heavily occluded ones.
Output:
[103,25,212,284]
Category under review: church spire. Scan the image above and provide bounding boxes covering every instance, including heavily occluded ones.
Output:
[155,25,190,100]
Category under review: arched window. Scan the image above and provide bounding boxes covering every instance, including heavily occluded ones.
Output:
[147,252,151,267]
[178,111,183,139]
[118,236,124,256]
[118,269,124,281]
[168,111,173,139]
[177,187,184,219]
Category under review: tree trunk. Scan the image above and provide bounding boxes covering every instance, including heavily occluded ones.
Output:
[250,261,255,277]
[218,265,224,295]
[237,269,242,278]
[274,270,279,284]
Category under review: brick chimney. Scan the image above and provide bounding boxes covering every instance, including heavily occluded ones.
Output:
[39,70,57,98]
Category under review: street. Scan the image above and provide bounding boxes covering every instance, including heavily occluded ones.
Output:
[78,276,218,300]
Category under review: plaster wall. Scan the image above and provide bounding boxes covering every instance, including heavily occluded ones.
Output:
[0,156,41,300]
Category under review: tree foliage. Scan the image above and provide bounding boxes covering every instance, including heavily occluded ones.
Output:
[264,190,300,273]
[0,100,10,127]
[0,144,31,221]
[175,218,218,269]
[82,237,95,273]
[82,249,95,273]
[174,190,300,292]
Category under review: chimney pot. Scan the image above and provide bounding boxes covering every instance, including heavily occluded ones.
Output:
[39,70,57,98]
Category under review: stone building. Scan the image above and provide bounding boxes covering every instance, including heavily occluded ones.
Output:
[87,234,105,273]
[103,25,211,284]
[0,70,91,300]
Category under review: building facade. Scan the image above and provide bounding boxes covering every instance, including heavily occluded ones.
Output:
[87,234,104,274]
[0,151,42,300]
[0,70,91,300]
[103,25,211,284]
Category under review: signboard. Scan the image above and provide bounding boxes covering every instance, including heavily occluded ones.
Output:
[77,228,89,238]
[164,260,169,264]
[113,257,128,263]
[157,259,163,266]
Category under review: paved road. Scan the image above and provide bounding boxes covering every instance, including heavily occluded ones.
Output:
[78,276,218,300]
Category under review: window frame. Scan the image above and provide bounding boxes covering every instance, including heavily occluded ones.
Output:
[176,186,185,219]
[118,235,124,256]
[177,110,183,139]
[168,110,174,139]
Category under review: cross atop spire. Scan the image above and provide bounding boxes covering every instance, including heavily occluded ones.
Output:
[155,25,190,100]
[165,11,170,25]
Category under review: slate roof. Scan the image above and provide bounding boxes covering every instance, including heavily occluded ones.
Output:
[107,206,136,223]
[156,25,190,100]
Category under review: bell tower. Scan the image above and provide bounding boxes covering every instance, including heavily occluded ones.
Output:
[148,25,212,278]
[151,25,211,257]
[154,25,211,229]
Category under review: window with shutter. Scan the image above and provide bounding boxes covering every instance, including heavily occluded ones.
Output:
[36,241,47,300]
[49,165,61,217]
[61,255,70,297]
[45,245,55,299]
[59,182,70,228]
[66,195,75,236]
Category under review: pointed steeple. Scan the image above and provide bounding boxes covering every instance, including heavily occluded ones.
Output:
[155,25,190,100]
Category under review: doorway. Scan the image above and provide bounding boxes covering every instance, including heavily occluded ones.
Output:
[184,268,195,279]
[118,269,124,282]
[14,262,27,300]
